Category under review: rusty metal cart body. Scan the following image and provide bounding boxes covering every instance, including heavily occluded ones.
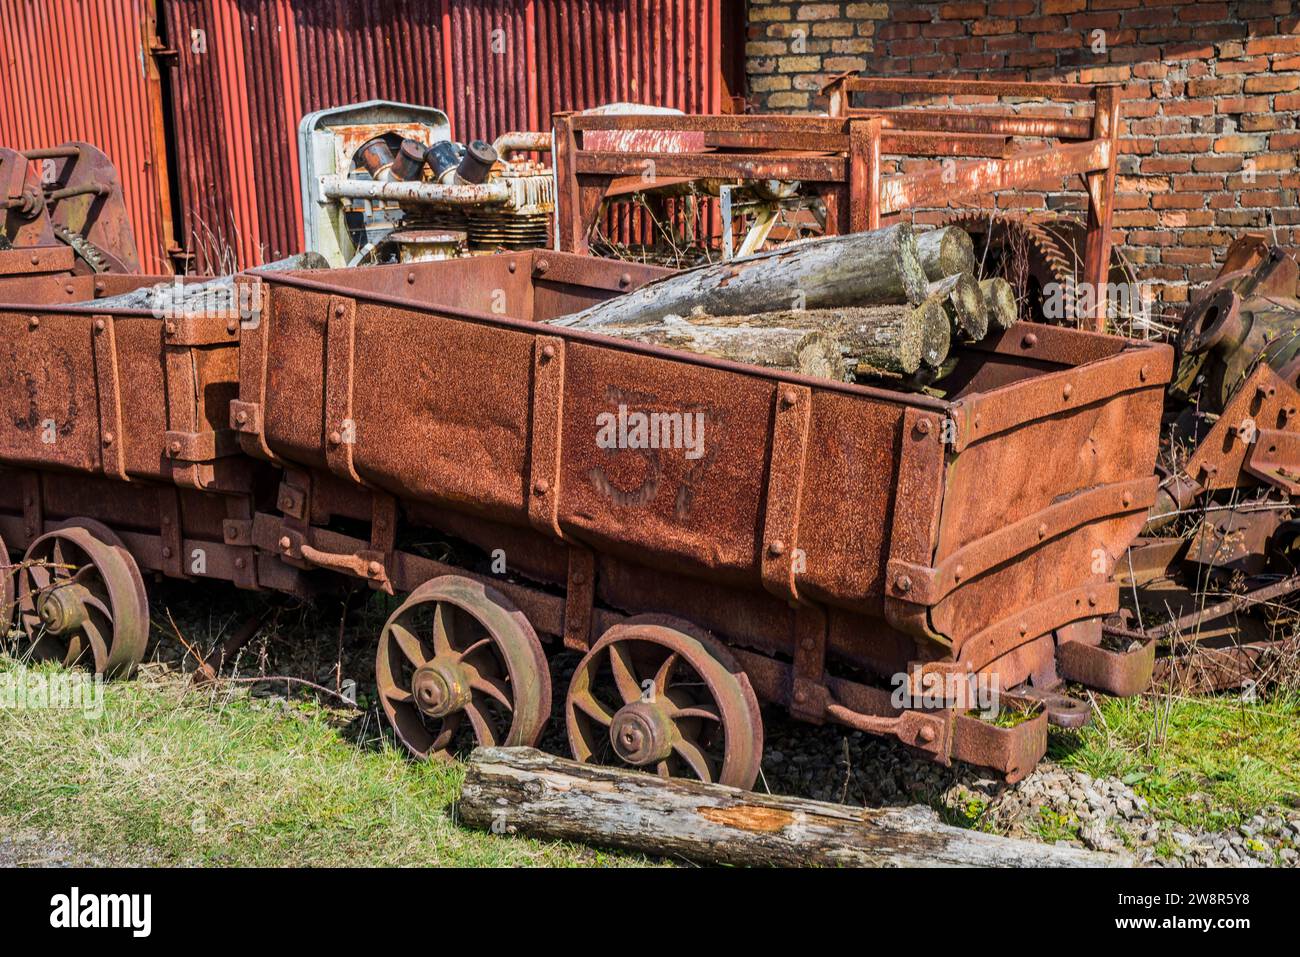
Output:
[0,274,297,676]
[229,250,1170,785]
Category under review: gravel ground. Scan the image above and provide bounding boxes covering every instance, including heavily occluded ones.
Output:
[0,831,105,868]
[757,709,1300,867]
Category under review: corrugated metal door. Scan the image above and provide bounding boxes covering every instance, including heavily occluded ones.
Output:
[0,0,170,273]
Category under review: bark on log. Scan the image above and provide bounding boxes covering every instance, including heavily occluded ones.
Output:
[916,226,976,282]
[458,747,1129,868]
[980,277,1018,329]
[549,224,930,330]
[926,272,988,341]
[679,304,949,375]
[605,319,847,380]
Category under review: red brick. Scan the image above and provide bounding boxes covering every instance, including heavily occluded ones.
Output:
[1272,132,1300,149]
[1217,96,1272,114]
[988,0,1035,14]
[1216,57,1270,74]
[1241,114,1284,131]
[940,2,986,18]
[1244,75,1300,93]
[1163,100,1213,116]
[1142,156,1193,173]
[1246,36,1300,55]
[1043,0,1086,12]
[1213,133,1269,152]
[1187,78,1242,96]
[970,18,1017,35]
[1180,3,1229,21]
[1152,193,1207,209]
[1019,15,1067,31]
[921,21,966,38]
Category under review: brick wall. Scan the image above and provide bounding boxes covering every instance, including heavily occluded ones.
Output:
[745,1,1300,308]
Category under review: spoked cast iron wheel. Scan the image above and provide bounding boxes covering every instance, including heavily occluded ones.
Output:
[566,616,763,789]
[15,519,149,678]
[0,532,13,633]
[376,575,551,759]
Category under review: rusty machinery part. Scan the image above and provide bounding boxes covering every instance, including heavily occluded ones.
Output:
[38,143,140,274]
[51,223,113,274]
[938,210,1135,326]
[14,519,148,679]
[566,616,764,790]
[1173,246,1300,411]
[375,574,551,760]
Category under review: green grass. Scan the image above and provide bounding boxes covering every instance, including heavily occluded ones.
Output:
[1049,690,1300,832]
[0,658,642,867]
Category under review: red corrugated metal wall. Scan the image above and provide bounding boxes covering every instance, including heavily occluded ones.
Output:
[0,0,169,272]
[1,1,724,273]
[162,0,724,271]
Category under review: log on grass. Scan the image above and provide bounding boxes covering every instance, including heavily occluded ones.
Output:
[916,226,976,282]
[606,319,847,380]
[980,277,1018,329]
[681,303,950,375]
[926,272,988,341]
[459,747,1129,868]
[549,223,930,330]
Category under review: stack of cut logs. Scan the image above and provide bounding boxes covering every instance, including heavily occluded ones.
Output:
[549,223,1016,391]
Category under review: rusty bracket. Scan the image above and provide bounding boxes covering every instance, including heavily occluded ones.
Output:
[223,498,258,590]
[789,604,829,723]
[1057,633,1155,697]
[157,486,184,578]
[1245,427,1300,494]
[951,709,1048,784]
[562,545,596,652]
[21,471,42,543]
[274,522,393,594]
[324,295,361,484]
[164,428,240,463]
[222,518,254,547]
[888,476,1154,607]
[90,314,128,482]
[957,581,1118,670]
[230,275,281,464]
[528,335,566,539]
[883,408,949,643]
[760,383,811,605]
[275,479,308,521]
[161,314,240,347]
[825,701,953,764]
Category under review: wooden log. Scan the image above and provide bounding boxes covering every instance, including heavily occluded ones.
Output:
[980,277,1018,329]
[678,303,949,375]
[549,224,930,330]
[916,226,976,282]
[605,319,847,380]
[914,297,951,369]
[926,272,988,340]
[88,253,329,311]
[459,747,1129,868]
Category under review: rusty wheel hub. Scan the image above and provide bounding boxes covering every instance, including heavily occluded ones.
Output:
[15,520,149,679]
[609,700,676,766]
[36,583,91,634]
[566,615,764,789]
[410,660,472,719]
[376,575,550,760]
